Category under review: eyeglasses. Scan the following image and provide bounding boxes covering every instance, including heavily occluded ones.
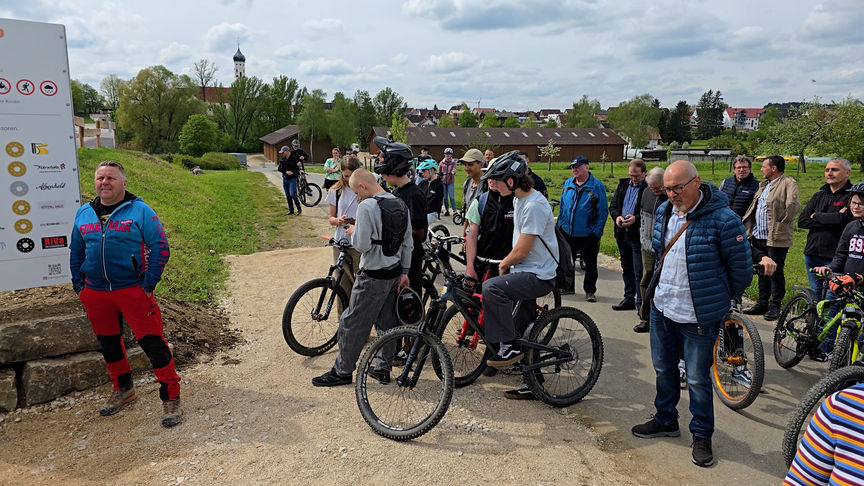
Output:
[850,201,864,208]
[664,175,697,195]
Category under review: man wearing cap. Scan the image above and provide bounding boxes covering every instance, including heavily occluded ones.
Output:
[557,156,608,301]
[460,148,487,236]
[277,139,308,215]
[439,148,458,216]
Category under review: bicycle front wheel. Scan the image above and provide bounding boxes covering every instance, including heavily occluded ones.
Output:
[433,304,488,387]
[281,278,346,356]
[300,182,322,207]
[452,212,464,225]
[524,306,603,407]
[712,313,764,410]
[782,364,864,468]
[773,292,816,369]
[356,326,454,441]
[828,326,856,373]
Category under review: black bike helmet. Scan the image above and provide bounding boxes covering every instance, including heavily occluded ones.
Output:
[373,136,414,176]
[395,287,424,326]
[481,150,527,191]
[850,182,864,198]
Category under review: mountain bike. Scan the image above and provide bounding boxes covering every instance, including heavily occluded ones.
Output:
[711,301,764,410]
[298,171,322,207]
[781,364,864,468]
[355,234,603,441]
[281,237,351,356]
[773,271,864,373]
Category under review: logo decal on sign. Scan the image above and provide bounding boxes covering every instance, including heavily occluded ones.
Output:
[41,235,68,249]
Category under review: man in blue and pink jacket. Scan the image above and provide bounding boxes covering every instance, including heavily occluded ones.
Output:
[70,160,181,427]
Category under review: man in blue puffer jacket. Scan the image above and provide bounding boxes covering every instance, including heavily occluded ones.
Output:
[631,161,751,468]
[557,156,608,301]
[70,160,181,428]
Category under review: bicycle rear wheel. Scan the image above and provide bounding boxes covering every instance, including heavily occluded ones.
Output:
[524,306,603,407]
[773,292,816,369]
[281,278,346,356]
[782,364,864,468]
[712,313,764,410]
[452,212,464,225]
[536,288,562,314]
[300,181,322,207]
[828,326,856,373]
[356,326,454,441]
[432,304,489,387]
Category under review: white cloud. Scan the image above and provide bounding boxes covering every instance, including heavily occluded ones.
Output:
[298,57,355,76]
[274,44,305,59]
[402,0,599,31]
[304,18,342,31]
[801,0,864,44]
[204,22,250,51]
[392,53,409,65]
[159,42,192,65]
[425,52,477,73]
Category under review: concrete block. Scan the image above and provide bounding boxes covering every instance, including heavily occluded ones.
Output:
[0,368,17,412]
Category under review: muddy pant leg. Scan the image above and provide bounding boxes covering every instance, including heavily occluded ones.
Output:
[79,288,133,391]
[334,273,400,376]
[113,286,180,401]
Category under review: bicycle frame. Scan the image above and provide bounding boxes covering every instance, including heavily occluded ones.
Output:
[311,241,351,321]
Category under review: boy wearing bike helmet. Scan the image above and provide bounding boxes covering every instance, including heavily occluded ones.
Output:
[311,168,413,387]
[481,151,558,369]
[417,159,444,224]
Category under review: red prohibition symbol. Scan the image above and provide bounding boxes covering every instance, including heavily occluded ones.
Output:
[16,79,34,95]
[40,80,58,96]
[0,78,10,95]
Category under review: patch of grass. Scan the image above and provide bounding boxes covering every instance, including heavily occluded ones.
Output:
[77,147,294,304]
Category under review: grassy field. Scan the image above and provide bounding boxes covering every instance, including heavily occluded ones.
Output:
[77,147,295,304]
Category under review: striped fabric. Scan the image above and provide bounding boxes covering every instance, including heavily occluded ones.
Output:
[784,382,864,485]
[752,179,772,239]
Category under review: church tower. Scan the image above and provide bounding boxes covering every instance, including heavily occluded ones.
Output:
[233,45,246,79]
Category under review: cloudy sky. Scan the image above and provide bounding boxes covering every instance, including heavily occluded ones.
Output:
[2,0,862,111]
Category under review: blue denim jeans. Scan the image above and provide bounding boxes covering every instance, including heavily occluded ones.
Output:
[649,305,720,439]
[804,254,832,297]
[617,237,643,308]
[282,178,300,212]
[442,183,456,211]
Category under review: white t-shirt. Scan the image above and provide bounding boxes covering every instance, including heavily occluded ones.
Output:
[325,185,359,243]
[511,190,558,281]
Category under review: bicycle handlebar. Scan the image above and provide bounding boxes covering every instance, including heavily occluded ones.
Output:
[475,256,503,265]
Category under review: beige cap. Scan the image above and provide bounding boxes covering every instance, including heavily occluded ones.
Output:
[459,148,484,164]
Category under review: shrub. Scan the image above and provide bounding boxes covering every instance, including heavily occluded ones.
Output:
[178,114,219,156]
[200,152,242,170]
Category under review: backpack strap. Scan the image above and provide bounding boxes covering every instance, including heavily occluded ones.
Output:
[477,191,490,217]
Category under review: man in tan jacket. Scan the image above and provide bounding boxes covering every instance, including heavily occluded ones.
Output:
[741,155,800,321]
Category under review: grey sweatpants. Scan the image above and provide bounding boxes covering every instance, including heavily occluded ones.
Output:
[482,272,556,343]
[333,271,400,376]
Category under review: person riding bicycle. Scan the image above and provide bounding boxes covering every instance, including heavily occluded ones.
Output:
[480,152,558,373]
[325,155,363,314]
[277,139,308,215]
[373,136,428,295]
[311,168,413,387]
[417,159,444,225]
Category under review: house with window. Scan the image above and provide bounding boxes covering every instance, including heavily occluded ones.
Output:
[723,108,765,132]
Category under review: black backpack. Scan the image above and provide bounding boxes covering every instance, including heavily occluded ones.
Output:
[539,225,576,292]
[371,194,409,257]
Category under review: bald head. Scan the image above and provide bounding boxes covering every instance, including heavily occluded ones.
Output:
[349,168,383,200]
[664,160,701,213]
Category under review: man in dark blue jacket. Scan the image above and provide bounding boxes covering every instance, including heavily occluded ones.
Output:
[609,159,647,311]
[631,161,752,468]
[70,161,181,427]
[719,155,759,218]
[557,155,608,301]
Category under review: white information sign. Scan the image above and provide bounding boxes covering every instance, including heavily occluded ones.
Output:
[0,19,81,291]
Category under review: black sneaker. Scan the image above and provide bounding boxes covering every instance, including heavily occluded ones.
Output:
[504,383,536,400]
[368,369,391,384]
[742,303,767,315]
[764,305,780,321]
[633,321,649,333]
[312,368,352,387]
[631,417,681,438]
[487,344,523,368]
[691,437,715,467]
[482,365,499,377]
[612,299,636,311]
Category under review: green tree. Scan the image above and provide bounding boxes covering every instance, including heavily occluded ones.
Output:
[820,97,864,169]
[564,95,601,128]
[479,114,500,128]
[521,115,538,128]
[539,139,561,170]
[373,87,405,126]
[328,92,357,149]
[502,115,521,128]
[695,90,725,139]
[258,75,302,135]
[666,101,693,144]
[746,106,780,147]
[99,74,123,110]
[657,107,671,143]
[116,65,203,152]
[606,94,660,148]
[70,80,85,116]
[545,118,558,128]
[212,75,266,151]
[296,89,329,158]
[389,111,409,144]
[81,83,105,113]
[757,99,833,173]
[437,113,456,127]
[178,114,219,156]
[353,89,377,148]
[458,103,478,127]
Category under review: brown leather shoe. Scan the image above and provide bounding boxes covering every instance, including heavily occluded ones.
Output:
[98,388,137,416]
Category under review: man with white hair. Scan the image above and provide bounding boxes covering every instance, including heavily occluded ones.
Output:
[634,166,666,333]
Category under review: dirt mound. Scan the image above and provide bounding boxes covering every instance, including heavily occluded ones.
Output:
[0,285,238,366]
